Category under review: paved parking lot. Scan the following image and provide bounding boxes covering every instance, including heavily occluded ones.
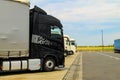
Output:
[83,52,120,80]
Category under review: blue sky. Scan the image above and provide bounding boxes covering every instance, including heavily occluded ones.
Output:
[30,0,120,46]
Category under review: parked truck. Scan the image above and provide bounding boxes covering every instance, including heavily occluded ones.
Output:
[0,0,64,73]
[64,35,76,55]
[64,35,71,56]
[69,38,77,54]
[114,39,120,53]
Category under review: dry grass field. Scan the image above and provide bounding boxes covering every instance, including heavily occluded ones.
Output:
[77,46,114,52]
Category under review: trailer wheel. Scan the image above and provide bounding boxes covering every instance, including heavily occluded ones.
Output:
[43,57,55,72]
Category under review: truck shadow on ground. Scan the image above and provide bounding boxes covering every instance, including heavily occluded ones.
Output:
[0,68,68,76]
[0,71,34,76]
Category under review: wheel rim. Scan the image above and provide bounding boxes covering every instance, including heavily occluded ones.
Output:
[46,60,54,68]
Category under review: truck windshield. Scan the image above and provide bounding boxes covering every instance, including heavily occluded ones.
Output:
[71,41,75,45]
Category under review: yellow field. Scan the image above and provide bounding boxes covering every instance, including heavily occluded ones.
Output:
[77,46,114,51]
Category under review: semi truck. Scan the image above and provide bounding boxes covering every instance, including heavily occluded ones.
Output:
[114,39,120,53]
[64,35,71,56]
[0,0,64,73]
[69,38,77,54]
[64,35,76,55]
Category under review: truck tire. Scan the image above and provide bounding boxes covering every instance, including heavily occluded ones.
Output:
[43,57,55,72]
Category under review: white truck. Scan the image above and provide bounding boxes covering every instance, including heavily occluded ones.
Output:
[0,0,65,73]
[69,38,77,54]
[64,35,76,56]
[64,35,71,56]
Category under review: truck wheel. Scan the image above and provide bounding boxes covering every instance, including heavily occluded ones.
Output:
[43,57,55,72]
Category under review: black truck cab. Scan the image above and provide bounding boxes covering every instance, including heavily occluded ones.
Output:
[30,6,65,71]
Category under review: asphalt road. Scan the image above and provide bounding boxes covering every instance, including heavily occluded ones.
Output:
[83,51,120,80]
[62,52,82,80]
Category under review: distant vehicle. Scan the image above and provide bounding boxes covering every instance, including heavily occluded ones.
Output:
[69,38,77,54]
[64,35,71,56]
[0,0,64,73]
[64,35,77,56]
[114,39,120,53]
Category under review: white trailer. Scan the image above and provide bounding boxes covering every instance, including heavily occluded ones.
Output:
[0,0,37,72]
[0,0,29,57]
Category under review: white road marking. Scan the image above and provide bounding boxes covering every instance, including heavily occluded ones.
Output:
[78,52,83,80]
[97,52,120,60]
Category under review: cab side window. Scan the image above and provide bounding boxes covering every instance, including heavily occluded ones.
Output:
[51,25,62,38]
